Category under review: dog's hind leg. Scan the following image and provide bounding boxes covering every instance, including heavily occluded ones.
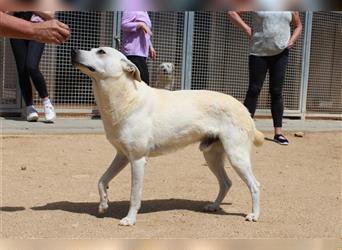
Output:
[220,131,260,222]
[119,157,146,226]
[98,152,129,214]
[203,141,232,212]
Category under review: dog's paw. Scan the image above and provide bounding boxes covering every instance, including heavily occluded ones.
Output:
[203,203,221,212]
[119,216,136,226]
[98,202,108,214]
[245,213,259,222]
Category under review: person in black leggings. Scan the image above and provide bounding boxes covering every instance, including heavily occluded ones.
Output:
[244,49,289,131]
[229,11,302,145]
[126,56,150,85]
[121,11,157,85]
[10,12,56,122]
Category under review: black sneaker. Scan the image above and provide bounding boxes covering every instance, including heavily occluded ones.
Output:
[274,134,289,145]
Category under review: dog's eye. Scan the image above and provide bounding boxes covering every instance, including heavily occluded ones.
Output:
[97,49,106,55]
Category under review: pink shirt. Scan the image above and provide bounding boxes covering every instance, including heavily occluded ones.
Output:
[30,14,44,23]
[121,11,152,58]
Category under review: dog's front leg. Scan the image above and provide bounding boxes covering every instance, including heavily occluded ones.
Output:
[98,152,129,214]
[119,157,146,226]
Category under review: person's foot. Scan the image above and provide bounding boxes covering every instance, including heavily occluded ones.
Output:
[274,134,289,145]
[43,99,56,123]
[26,105,38,122]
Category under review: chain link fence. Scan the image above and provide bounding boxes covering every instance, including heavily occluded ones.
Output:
[0,11,114,114]
[191,11,305,115]
[147,12,185,91]
[0,11,341,118]
[0,38,20,108]
[306,11,342,115]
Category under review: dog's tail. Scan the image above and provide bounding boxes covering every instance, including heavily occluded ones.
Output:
[253,129,264,147]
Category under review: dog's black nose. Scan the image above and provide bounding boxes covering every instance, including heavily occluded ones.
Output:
[71,49,78,63]
[71,49,77,57]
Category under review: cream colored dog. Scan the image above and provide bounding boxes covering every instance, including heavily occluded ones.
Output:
[71,47,264,226]
[156,62,174,89]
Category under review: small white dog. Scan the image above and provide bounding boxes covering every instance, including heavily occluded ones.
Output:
[155,62,174,89]
[71,47,264,226]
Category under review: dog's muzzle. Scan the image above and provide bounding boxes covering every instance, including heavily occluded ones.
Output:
[71,49,96,72]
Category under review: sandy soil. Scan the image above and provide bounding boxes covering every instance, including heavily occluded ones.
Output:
[1,132,341,238]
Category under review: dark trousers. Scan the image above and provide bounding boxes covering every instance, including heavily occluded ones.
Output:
[10,38,48,106]
[244,49,289,128]
[126,55,149,85]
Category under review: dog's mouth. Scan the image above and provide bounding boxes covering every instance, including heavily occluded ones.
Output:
[82,64,96,72]
[72,60,96,72]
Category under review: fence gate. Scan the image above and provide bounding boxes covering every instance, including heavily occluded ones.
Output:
[306,11,342,117]
[147,12,186,91]
[0,11,116,114]
[1,11,341,119]
[0,39,21,112]
[190,11,306,117]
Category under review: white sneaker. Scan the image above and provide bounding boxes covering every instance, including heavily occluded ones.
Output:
[26,106,39,122]
[44,104,56,123]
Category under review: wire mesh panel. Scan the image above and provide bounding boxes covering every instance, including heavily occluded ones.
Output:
[119,12,185,90]
[191,11,305,114]
[284,12,306,112]
[2,11,341,118]
[32,11,115,112]
[191,11,250,102]
[0,39,20,109]
[306,12,342,115]
[148,12,185,90]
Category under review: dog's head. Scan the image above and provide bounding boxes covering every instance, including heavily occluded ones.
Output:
[158,62,174,76]
[71,47,141,82]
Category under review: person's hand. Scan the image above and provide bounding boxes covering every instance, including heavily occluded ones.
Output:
[246,26,252,40]
[137,22,153,36]
[149,46,156,60]
[288,39,295,49]
[32,19,70,45]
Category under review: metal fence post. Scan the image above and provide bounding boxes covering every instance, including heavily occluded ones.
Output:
[300,11,313,120]
[0,39,22,113]
[113,11,121,49]
[181,11,194,90]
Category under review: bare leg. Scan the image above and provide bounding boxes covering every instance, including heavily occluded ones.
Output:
[98,152,129,214]
[119,157,146,226]
[203,141,232,212]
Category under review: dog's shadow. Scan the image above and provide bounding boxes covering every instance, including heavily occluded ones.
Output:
[0,206,26,212]
[30,199,246,219]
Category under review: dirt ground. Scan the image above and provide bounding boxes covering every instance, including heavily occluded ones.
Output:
[1,132,341,239]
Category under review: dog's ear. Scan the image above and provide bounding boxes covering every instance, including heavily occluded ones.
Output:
[121,58,142,82]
